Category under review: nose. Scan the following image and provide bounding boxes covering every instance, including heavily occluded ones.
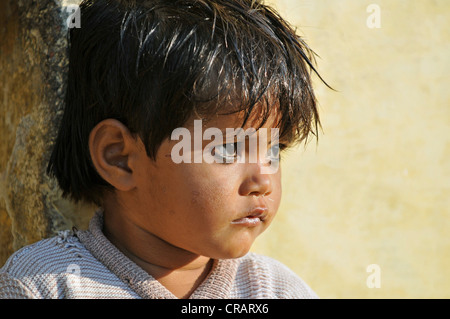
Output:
[238,163,273,197]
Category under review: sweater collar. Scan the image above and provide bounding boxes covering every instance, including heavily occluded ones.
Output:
[76,210,239,299]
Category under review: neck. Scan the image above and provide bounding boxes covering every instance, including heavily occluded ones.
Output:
[102,200,213,299]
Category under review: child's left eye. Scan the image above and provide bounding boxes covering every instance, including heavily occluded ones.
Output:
[267,144,280,160]
[266,143,285,162]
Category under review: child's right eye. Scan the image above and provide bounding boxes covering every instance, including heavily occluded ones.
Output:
[213,142,241,163]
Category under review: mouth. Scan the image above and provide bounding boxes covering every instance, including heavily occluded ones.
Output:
[231,207,268,227]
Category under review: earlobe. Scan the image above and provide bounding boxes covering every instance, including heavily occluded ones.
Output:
[89,119,137,192]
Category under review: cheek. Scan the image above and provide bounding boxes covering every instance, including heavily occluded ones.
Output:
[188,179,233,217]
[185,163,238,197]
[184,168,242,226]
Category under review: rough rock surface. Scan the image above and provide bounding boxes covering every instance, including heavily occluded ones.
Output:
[0,0,94,266]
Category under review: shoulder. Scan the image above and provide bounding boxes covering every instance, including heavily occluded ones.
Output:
[0,230,136,299]
[0,230,91,298]
[0,272,36,299]
[233,252,318,299]
[0,231,76,298]
[1,230,86,273]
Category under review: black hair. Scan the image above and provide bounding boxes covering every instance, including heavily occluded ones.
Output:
[47,0,326,205]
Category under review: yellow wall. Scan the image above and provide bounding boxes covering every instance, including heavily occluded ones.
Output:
[252,0,450,298]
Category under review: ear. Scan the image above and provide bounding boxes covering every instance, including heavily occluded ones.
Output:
[89,119,138,192]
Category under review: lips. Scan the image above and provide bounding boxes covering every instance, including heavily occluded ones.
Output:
[231,207,268,227]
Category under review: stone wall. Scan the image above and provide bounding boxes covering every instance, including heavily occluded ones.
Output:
[0,0,94,266]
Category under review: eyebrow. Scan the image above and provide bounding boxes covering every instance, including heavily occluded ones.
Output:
[202,127,285,146]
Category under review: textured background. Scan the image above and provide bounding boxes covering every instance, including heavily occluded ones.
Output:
[0,0,95,266]
[1,0,449,298]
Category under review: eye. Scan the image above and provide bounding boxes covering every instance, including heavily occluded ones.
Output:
[213,142,241,163]
[266,144,280,162]
[266,143,287,162]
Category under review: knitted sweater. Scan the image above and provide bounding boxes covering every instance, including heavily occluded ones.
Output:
[0,211,317,299]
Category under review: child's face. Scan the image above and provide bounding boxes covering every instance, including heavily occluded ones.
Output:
[129,111,282,259]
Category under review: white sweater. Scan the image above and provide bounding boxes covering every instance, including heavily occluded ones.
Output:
[0,211,317,299]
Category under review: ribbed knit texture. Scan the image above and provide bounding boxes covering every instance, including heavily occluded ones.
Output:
[0,211,317,299]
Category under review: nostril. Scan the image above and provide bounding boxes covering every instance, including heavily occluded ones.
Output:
[250,191,271,198]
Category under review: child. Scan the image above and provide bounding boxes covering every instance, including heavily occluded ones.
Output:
[0,0,323,299]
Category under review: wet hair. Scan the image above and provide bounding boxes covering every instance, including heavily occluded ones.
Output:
[47,0,327,205]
